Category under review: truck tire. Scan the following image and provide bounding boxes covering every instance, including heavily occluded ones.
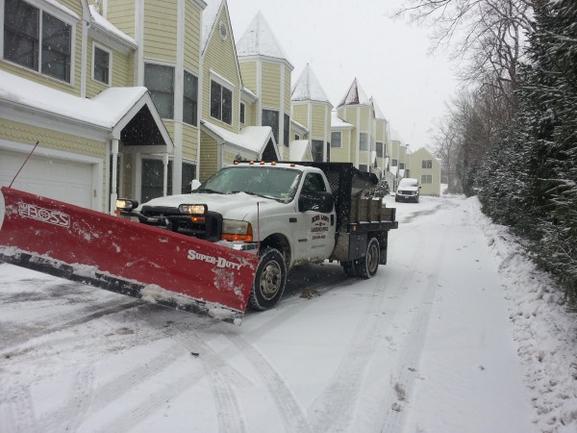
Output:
[249,248,287,311]
[357,237,380,279]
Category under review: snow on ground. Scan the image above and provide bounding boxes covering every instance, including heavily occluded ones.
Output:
[0,196,576,433]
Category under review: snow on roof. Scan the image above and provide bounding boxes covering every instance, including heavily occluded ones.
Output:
[89,5,136,47]
[291,64,331,104]
[370,97,386,120]
[331,110,353,129]
[237,12,290,65]
[338,78,370,107]
[45,0,79,20]
[289,140,311,161]
[0,69,146,129]
[291,118,308,133]
[202,120,274,155]
[201,0,224,53]
[241,86,258,101]
[390,128,403,143]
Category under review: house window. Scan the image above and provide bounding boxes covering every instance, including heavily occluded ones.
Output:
[376,142,384,157]
[240,102,245,124]
[311,140,323,162]
[210,80,233,124]
[284,114,290,147]
[422,160,432,169]
[262,109,279,143]
[359,133,368,151]
[183,71,198,126]
[421,174,432,184]
[392,159,398,167]
[359,164,368,172]
[141,159,197,201]
[294,134,300,141]
[400,163,405,170]
[145,63,174,119]
[3,0,72,82]
[331,132,342,148]
[93,45,110,84]
[42,12,72,81]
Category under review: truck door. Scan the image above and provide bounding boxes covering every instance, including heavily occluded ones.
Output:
[297,172,336,261]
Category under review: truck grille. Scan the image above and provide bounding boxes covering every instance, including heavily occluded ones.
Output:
[140,206,222,241]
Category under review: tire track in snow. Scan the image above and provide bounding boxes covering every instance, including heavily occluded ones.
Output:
[3,383,39,433]
[0,300,141,359]
[380,215,448,433]
[57,365,96,433]
[228,335,313,433]
[306,248,422,433]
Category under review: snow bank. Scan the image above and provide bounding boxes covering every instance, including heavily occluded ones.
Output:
[474,198,577,433]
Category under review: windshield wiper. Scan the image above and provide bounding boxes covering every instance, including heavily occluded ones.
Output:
[230,191,279,201]
[195,188,222,194]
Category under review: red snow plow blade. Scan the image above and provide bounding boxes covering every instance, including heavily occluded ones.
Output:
[0,187,258,322]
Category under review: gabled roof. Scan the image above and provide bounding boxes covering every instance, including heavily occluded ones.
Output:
[236,12,291,67]
[201,120,280,159]
[88,5,136,48]
[291,64,331,105]
[202,0,225,53]
[331,110,353,129]
[338,78,370,107]
[0,69,172,146]
[370,97,386,120]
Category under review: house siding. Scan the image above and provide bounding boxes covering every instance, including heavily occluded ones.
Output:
[292,104,308,128]
[311,103,326,139]
[143,0,177,63]
[330,128,351,163]
[283,65,291,114]
[184,3,201,72]
[239,62,257,94]
[182,124,198,162]
[261,61,280,109]
[199,131,218,181]
[107,0,135,38]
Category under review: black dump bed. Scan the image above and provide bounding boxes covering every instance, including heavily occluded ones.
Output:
[286,162,386,231]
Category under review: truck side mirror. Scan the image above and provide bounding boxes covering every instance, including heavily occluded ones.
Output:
[299,192,334,213]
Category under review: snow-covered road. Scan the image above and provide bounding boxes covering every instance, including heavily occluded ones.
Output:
[0,195,573,433]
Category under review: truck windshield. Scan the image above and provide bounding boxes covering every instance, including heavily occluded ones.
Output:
[197,166,302,202]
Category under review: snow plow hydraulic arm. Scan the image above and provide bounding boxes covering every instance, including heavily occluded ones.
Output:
[0,187,259,323]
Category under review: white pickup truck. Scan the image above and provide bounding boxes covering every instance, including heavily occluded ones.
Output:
[119,162,398,310]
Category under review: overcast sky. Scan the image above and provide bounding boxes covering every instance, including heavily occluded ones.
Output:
[227,0,460,151]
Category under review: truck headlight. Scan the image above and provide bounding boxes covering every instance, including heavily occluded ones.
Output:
[116,199,139,211]
[179,204,207,215]
[222,219,253,242]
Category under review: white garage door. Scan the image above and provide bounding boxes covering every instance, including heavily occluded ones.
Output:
[0,149,95,208]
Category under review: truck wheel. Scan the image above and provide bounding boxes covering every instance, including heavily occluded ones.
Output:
[249,248,287,311]
[357,237,380,279]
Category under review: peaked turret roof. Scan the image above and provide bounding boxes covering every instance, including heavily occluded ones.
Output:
[237,12,291,66]
[338,78,370,107]
[291,64,331,105]
[370,97,386,120]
